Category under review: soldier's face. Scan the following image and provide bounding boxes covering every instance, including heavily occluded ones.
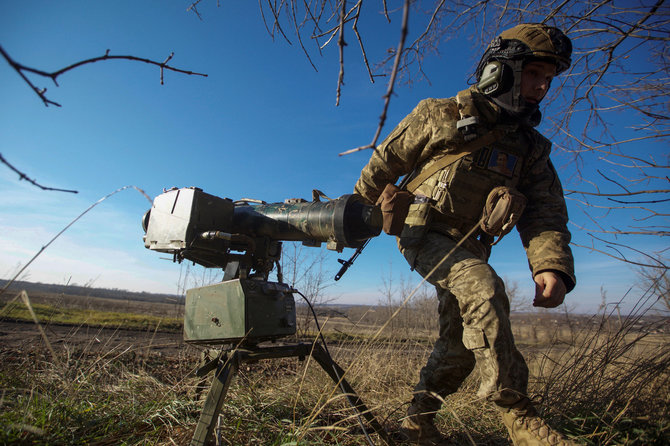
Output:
[520,61,556,105]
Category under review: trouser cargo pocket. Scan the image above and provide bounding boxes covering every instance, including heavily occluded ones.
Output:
[462,326,489,350]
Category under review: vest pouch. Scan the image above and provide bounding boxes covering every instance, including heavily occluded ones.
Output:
[432,158,497,223]
[480,186,527,245]
[397,198,432,268]
[398,198,432,245]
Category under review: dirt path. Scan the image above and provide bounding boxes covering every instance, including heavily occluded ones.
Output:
[0,320,200,357]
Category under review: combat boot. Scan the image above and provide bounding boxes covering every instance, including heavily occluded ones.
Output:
[501,406,578,446]
[399,404,449,446]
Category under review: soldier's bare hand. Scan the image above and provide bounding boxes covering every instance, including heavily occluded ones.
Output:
[533,271,566,308]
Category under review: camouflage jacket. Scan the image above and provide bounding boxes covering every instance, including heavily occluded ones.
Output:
[354,87,576,291]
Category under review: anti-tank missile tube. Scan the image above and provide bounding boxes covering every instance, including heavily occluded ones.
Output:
[231,194,381,250]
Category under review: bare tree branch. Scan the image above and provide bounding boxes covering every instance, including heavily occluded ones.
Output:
[565,189,670,197]
[336,0,348,106]
[0,153,78,194]
[0,45,207,107]
[571,233,669,270]
[339,0,410,155]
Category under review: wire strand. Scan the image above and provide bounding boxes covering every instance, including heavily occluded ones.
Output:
[295,289,377,446]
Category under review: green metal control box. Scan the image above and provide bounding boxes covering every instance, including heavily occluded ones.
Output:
[184,279,296,344]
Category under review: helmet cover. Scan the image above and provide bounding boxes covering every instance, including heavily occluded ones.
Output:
[498,23,572,73]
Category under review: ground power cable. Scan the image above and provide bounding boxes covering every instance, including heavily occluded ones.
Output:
[295,289,377,446]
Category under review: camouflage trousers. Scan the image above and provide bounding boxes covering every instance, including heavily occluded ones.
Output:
[398,230,529,414]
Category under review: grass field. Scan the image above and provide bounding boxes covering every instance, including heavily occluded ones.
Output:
[0,289,668,445]
[1,300,181,332]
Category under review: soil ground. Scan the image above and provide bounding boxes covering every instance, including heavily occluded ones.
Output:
[0,320,194,357]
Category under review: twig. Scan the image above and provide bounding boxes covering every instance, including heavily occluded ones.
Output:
[290,0,318,71]
[335,0,347,106]
[352,1,376,83]
[565,189,670,197]
[0,153,78,193]
[571,233,669,270]
[0,45,207,107]
[607,197,670,205]
[264,0,293,44]
[187,0,205,20]
[339,0,410,155]
[541,0,571,24]
[597,169,631,194]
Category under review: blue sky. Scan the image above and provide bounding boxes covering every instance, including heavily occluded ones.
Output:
[1,1,663,314]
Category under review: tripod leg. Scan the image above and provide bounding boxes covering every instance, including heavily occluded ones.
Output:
[190,351,240,446]
[310,344,395,446]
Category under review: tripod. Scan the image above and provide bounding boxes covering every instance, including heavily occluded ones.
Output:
[189,341,395,446]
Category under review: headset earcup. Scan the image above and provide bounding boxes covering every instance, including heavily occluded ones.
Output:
[477,61,502,94]
[477,61,513,97]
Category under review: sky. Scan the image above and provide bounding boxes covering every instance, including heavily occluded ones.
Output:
[1,1,665,314]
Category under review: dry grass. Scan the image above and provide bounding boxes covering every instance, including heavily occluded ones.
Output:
[0,290,668,445]
[524,310,670,445]
[1,300,181,333]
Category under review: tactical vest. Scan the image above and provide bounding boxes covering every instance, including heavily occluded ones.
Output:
[406,89,551,240]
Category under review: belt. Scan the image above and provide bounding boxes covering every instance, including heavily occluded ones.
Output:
[428,211,493,260]
[429,210,479,236]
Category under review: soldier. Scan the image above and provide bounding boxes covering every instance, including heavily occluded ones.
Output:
[354,24,577,446]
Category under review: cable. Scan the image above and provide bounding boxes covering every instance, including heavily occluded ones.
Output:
[295,290,377,446]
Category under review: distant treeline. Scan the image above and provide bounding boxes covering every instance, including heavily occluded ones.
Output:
[0,279,182,305]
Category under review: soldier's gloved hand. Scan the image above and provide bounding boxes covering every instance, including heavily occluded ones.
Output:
[532,271,566,308]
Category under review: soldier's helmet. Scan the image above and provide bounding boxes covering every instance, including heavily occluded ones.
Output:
[475,23,572,126]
